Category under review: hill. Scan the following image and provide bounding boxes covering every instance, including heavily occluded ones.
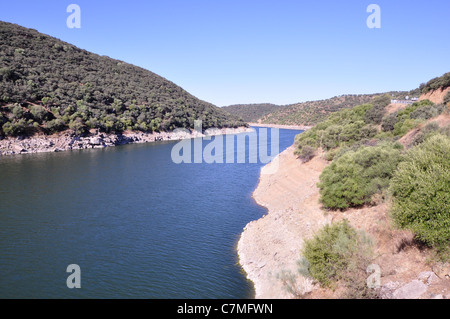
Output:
[238,72,450,299]
[224,90,421,126]
[221,103,282,123]
[0,21,245,138]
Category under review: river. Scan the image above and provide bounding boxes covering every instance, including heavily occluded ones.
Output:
[0,127,302,298]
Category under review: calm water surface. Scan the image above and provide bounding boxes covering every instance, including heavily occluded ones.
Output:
[0,127,302,298]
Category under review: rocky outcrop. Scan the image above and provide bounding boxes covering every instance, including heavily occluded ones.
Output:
[380,269,449,299]
[0,127,253,156]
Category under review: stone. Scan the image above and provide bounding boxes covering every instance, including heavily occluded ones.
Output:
[89,136,102,145]
[392,280,427,299]
[380,281,402,299]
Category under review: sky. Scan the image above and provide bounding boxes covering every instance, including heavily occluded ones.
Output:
[0,0,449,106]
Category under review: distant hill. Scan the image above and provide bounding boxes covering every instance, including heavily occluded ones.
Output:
[221,103,283,122]
[0,21,245,137]
[223,90,420,126]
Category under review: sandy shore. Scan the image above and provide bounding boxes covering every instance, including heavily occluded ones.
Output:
[237,145,330,298]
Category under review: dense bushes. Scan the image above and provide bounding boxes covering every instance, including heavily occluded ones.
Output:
[390,134,450,248]
[301,220,373,290]
[380,99,436,135]
[364,94,390,124]
[409,103,445,120]
[0,21,245,137]
[294,103,373,156]
[318,143,403,210]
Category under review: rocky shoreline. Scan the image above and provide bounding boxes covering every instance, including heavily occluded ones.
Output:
[0,126,253,156]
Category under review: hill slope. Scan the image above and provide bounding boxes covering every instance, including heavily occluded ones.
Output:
[224,90,421,126]
[0,21,245,138]
[221,103,283,122]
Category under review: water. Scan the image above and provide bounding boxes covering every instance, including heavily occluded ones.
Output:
[0,127,302,298]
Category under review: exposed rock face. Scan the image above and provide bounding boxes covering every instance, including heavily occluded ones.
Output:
[419,86,450,104]
[0,127,252,156]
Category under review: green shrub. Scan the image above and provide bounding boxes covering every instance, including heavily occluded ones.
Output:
[381,112,398,132]
[409,104,445,120]
[298,145,316,162]
[295,103,373,153]
[30,105,50,123]
[364,95,390,124]
[45,118,66,133]
[318,143,403,209]
[390,134,450,248]
[2,119,27,136]
[411,122,440,146]
[302,220,373,288]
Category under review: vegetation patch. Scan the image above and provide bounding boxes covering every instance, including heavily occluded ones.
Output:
[390,134,450,250]
[301,220,375,297]
[317,142,403,210]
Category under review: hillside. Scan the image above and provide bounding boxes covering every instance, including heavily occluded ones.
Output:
[221,103,282,122]
[224,90,420,127]
[238,73,450,299]
[0,21,246,139]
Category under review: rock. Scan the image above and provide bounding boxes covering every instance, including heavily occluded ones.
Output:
[418,271,439,285]
[392,280,427,299]
[89,136,103,145]
[433,262,450,279]
[380,281,402,299]
[13,145,25,153]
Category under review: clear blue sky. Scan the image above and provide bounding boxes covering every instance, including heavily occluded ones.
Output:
[1,0,449,106]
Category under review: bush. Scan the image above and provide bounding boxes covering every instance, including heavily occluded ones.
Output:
[390,134,450,248]
[45,118,66,133]
[364,95,390,124]
[302,220,373,289]
[410,104,445,120]
[295,103,372,153]
[298,145,316,162]
[2,119,27,136]
[381,112,398,132]
[318,143,403,210]
[30,105,50,123]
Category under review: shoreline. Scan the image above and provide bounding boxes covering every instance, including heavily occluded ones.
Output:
[248,123,311,131]
[0,126,253,156]
[237,145,330,298]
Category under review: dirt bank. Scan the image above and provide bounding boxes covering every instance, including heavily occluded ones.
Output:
[237,146,330,298]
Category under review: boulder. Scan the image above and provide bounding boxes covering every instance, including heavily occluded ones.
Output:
[392,280,427,299]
